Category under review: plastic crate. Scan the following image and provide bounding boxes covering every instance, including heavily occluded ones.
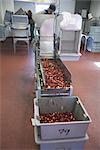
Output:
[32,96,91,140]
[34,126,89,150]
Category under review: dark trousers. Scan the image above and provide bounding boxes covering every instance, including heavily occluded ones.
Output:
[30,23,34,41]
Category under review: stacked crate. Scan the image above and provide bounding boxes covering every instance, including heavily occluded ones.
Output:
[32,96,91,150]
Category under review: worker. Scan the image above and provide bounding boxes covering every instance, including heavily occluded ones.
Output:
[40,3,56,14]
[37,3,56,31]
[27,10,35,42]
[34,4,56,48]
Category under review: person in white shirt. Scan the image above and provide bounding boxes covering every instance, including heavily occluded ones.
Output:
[41,4,56,14]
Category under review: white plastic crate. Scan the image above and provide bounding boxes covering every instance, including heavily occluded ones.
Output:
[32,96,91,140]
[34,126,89,150]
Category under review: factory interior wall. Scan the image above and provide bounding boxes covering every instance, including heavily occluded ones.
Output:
[0,0,14,22]
[75,0,91,14]
[0,0,3,23]
[14,1,35,14]
[14,1,54,14]
[59,0,75,13]
[90,1,100,18]
[14,0,76,14]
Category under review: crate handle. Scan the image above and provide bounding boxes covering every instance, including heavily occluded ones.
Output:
[59,129,70,136]
[31,118,36,126]
[55,148,71,150]
[55,148,65,150]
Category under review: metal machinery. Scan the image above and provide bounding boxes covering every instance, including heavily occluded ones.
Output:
[59,12,82,61]
[35,57,73,98]
[34,13,73,98]
[0,10,12,41]
[0,23,11,41]
[32,5,91,150]
[11,15,30,53]
[89,26,100,52]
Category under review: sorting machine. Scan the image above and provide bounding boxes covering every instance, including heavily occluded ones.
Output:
[35,46,73,98]
[32,11,91,150]
[34,13,73,98]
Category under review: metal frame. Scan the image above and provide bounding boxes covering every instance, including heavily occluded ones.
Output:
[11,15,30,53]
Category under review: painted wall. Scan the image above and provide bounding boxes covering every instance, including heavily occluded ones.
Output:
[14,0,75,14]
[90,1,100,18]
[0,0,14,22]
[15,0,56,2]
[60,0,75,13]
[14,1,35,14]
[0,0,3,23]
[75,0,91,15]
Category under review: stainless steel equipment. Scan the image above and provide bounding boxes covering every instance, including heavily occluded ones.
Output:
[33,12,74,97]
[35,58,73,97]
[11,15,30,53]
[32,5,91,150]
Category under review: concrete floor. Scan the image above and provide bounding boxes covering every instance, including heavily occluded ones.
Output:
[0,38,100,150]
